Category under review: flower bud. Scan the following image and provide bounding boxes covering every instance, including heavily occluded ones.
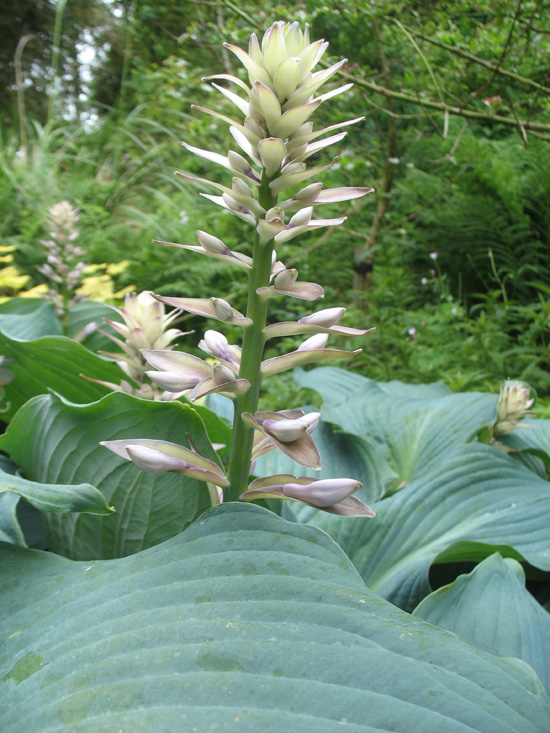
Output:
[212,362,237,386]
[197,231,228,254]
[262,412,320,443]
[289,207,313,227]
[201,330,231,359]
[301,307,345,327]
[297,333,329,351]
[274,269,299,291]
[282,477,362,507]
[126,445,189,473]
[495,380,534,435]
[210,298,234,321]
[145,371,202,392]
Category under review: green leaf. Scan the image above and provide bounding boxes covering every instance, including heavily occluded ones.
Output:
[314,443,550,610]
[0,334,122,422]
[0,493,25,545]
[1,504,549,730]
[413,553,550,694]
[503,419,550,472]
[321,380,497,486]
[0,392,213,559]
[65,300,123,352]
[294,366,451,404]
[0,299,62,340]
[0,465,113,516]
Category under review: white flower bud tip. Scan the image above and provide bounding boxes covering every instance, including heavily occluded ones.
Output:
[297,333,329,351]
[212,362,237,385]
[126,445,188,473]
[301,307,345,328]
[197,231,228,254]
[283,478,362,507]
[274,268,299,291]
[210,298,234,321]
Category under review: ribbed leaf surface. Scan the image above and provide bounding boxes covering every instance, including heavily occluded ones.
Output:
[315,443,550,610]
[0,393,214,559]
[413,553,550,694]
[1,504,549,731]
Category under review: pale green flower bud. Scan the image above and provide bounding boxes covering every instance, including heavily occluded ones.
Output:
[495,380,534,435]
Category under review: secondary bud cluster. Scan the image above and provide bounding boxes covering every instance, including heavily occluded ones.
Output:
[91,291,189,400]
[38,201,88,317]
[494,380,534,436]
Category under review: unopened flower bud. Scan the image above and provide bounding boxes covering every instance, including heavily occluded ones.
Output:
[126,445,188,473]
[297,333,329,351]
[289,207,313,228]
[202,330,230,358]
[274,269,298,290]
[262,412,320,443]
[301,307,345,328]
[212,362,236,386]
[210,298,234,321]
[146,371,202,392]
[197,230,228,254]
[282,478,362,507]
[495,380,534,435]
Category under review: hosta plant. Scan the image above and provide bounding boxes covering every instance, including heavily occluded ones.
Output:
[1,22,550,731]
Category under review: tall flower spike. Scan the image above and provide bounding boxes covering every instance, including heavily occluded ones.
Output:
[101,22,375,516]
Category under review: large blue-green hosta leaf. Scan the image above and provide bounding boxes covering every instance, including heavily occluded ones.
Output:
[1,504,549,730]
[0,334,122,421]
[313,442,550,610]
[413,553,550,694]
[0,392,215,559]
[295,367,496,488]
[294,366,451,404]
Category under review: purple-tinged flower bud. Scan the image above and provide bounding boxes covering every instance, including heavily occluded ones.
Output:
[282,477,362,507]
[126,445,189,473]
[300,307,345,328]
[201,330,230,358]
[262,412,320,442]
[197,230,228,254]
[297,333,329,351]
[145,371,202,392]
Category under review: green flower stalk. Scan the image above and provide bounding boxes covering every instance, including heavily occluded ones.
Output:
[103,22,375,517]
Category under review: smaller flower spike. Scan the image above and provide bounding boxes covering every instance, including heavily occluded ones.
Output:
[101,439,229,486]
[241,474,375,516]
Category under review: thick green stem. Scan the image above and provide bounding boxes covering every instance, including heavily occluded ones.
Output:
[226,174,278,502]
